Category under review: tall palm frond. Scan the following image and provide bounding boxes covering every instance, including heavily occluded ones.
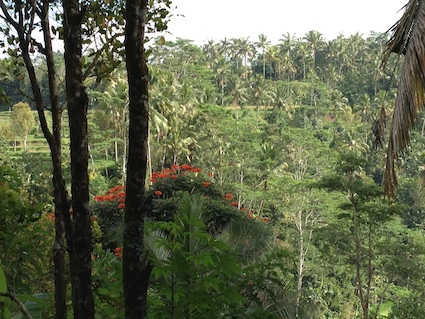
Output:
[381,0,425,197]
[104,215,170,261]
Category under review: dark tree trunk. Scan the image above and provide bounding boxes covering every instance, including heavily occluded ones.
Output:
[39,3,71,318]
[23,38,69,319]
[63,1,94,318]
[123,1,152,318]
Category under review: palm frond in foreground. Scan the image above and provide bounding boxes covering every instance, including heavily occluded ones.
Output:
[382,0,425,197]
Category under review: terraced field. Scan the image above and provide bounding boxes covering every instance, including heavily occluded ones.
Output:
[0,110,69,154]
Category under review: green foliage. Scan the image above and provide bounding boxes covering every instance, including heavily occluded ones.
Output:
[10,294,46,319]
[0,164,22,192]
[388,293,425,319]
[91,245,124,318]
[148,193,245,319]
[0,263,10,319]
[236,250,300,318]
[0,163,52,294]
[93,164,279,317]
[314,150,418,318]
[15,153,54,205]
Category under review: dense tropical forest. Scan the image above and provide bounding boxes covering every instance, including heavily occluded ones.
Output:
[1,1,425,318]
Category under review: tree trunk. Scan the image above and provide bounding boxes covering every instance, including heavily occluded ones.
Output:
[63,0,94,318]
[352,194,368,319]
[124,1,152,318]
[40,2,71,317]
[7,1,72,316]
[296,210,304,318]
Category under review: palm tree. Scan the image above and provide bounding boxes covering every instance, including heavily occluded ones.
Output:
[231,37,254,79]
[255,34,271,78]
[381,0,425,197]
[214,56,231,106]
[303,30,324,73]
[250,75,275,108]
[325,35,351,77]
[219,37,231,59]
[266,45,281,80]
[355,94,371,122]
[295,41,310,80]
[229,38,242,72]
[227,74,249,107]
[203,39,219,69]
[279,32,296,53]
[238,37,254,68]
[278,33,297,81]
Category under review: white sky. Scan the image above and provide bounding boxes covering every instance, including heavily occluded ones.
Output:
[166,0,407,44]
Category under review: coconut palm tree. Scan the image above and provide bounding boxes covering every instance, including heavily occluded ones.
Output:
[219,37,231,59]
[278,33,297,81]
[295,41,310,80]
[214,56,231,106]
[380,0,423,197]
[255,34,271,78]
[325,35,351,77]
[203,39,219,68]
[266,45,282,80]
[303,30,324,73]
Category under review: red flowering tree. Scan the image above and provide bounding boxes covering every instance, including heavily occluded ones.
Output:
[93,164,271,247]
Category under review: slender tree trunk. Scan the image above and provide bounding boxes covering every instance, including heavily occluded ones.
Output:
[221,82,224,106]
[351,194,368,319]
[63,0,94,318]
[88,145,95,173]
[421,117,425,137]
[114,112,119,163]
[147,134,152,182]
[296,209,304,318]
[122,115,128,184]
[124,1,153,318]
[10,1,71,317]
[40,3,71,317]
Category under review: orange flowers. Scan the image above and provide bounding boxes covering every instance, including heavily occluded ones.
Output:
[154,190,162,196]
[149,164,203,183]
[201,181,211,187]
[94,185,126,209]
[94,186,125,202]
[224,193,233,200]
[114,247,123,258]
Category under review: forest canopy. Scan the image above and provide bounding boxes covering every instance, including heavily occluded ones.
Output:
[0,1,424,318]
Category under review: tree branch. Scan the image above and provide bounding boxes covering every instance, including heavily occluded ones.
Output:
[0,291,33,319]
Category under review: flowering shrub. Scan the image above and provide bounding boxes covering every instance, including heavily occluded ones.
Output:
[92,164,270,244]
[94,185,126,207]
[114,247,123,258]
